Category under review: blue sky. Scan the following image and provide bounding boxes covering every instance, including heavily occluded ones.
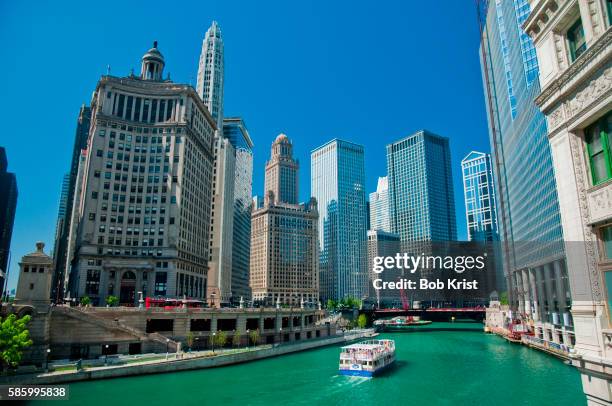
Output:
[0,0,490,290]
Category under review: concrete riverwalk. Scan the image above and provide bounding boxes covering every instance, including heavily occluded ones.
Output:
[0,329,376,385]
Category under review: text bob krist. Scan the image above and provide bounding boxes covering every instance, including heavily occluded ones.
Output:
[371,253,487,291]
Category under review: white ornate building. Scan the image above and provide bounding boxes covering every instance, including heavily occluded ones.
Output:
[525,0,612,403]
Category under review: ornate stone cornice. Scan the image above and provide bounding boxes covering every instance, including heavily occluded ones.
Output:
[536,29,612,110]
[523,0,562,40]
[546,63,612,136]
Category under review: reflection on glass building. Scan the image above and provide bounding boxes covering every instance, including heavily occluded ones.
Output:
[386,130,457,243]
[311,139,368,302]
[223,117,253,301]
[479,0,572,344]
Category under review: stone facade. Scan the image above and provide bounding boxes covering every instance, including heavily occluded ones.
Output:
[525,1,612,403]
[250,135,319,306]
[2,304,330,365]
[67,43,216,306]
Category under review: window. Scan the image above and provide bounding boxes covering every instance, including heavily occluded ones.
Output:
[154,272,168,295]
[585,113,612,185]
[603,225,612,260]
[567,18,586,62]
[85,270,101,295]
[606,271,612,322]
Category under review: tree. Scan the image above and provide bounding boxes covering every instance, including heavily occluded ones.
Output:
[232,330,242,347]
[106,295,119,307]
[357,314,368,329]
[326,299,336,311]
[80,296,91,306]
[249,329,260,346]
[500,291,509,305]
[185,332,194,352]
[215,331,228,348]
[0,314,33,371]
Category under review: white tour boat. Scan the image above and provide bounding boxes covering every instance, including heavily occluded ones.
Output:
[338,339,396,377]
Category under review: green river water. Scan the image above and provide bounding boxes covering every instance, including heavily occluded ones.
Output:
[30,322,585,406]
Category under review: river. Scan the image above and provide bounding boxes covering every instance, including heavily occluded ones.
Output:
[30,322,585,406]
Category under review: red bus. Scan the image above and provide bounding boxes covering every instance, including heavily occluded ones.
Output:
[145,297,206,309]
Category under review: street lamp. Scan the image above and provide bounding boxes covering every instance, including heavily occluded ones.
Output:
[246,329,250,350]
[210,292,216,308]
[165,339,170,360]
[104,345,109,365]
[279,327,283,346]
[212,332,216,353]
[45,348,51,371]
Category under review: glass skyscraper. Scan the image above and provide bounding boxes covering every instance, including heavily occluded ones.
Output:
[461,151,498,242]
[0,147,17,295]
[386,130,457,242]
[223,117,254,301]
[311,139,367,302]
[480,0,571,336]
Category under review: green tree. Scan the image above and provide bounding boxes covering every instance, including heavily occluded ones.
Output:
[232,330,242,347]
[0,314,33,371]
[500,291,509,305]
[326,299,336,311]
[185,332,194,352]
[357,314,368,329]
[338,296,361,310]
[215,331,228,348]
[106,295,119,307]
[249,329,260,346]
[80,296,91,306]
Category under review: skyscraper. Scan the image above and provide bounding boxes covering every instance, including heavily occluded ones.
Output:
[461,151,498,242]
[386,130,457,242]
[68,42,216,305]
[196,21,224,130]
[264,134,299,205]
[479,0,571,345]
[369,176,390,232]
[0,147,17,295]
[52,173,70,262]
[52,105,91,300]
[367,229,400,307]
[311,139,367,302]
[196,21,234,306]
[461,150,504,292]
[250,134,319,305]
[223,117,254,301]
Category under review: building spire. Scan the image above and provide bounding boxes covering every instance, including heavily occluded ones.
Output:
[196,21,224,130]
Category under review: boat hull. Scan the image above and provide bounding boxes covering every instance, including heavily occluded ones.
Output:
[339,360,395,377]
